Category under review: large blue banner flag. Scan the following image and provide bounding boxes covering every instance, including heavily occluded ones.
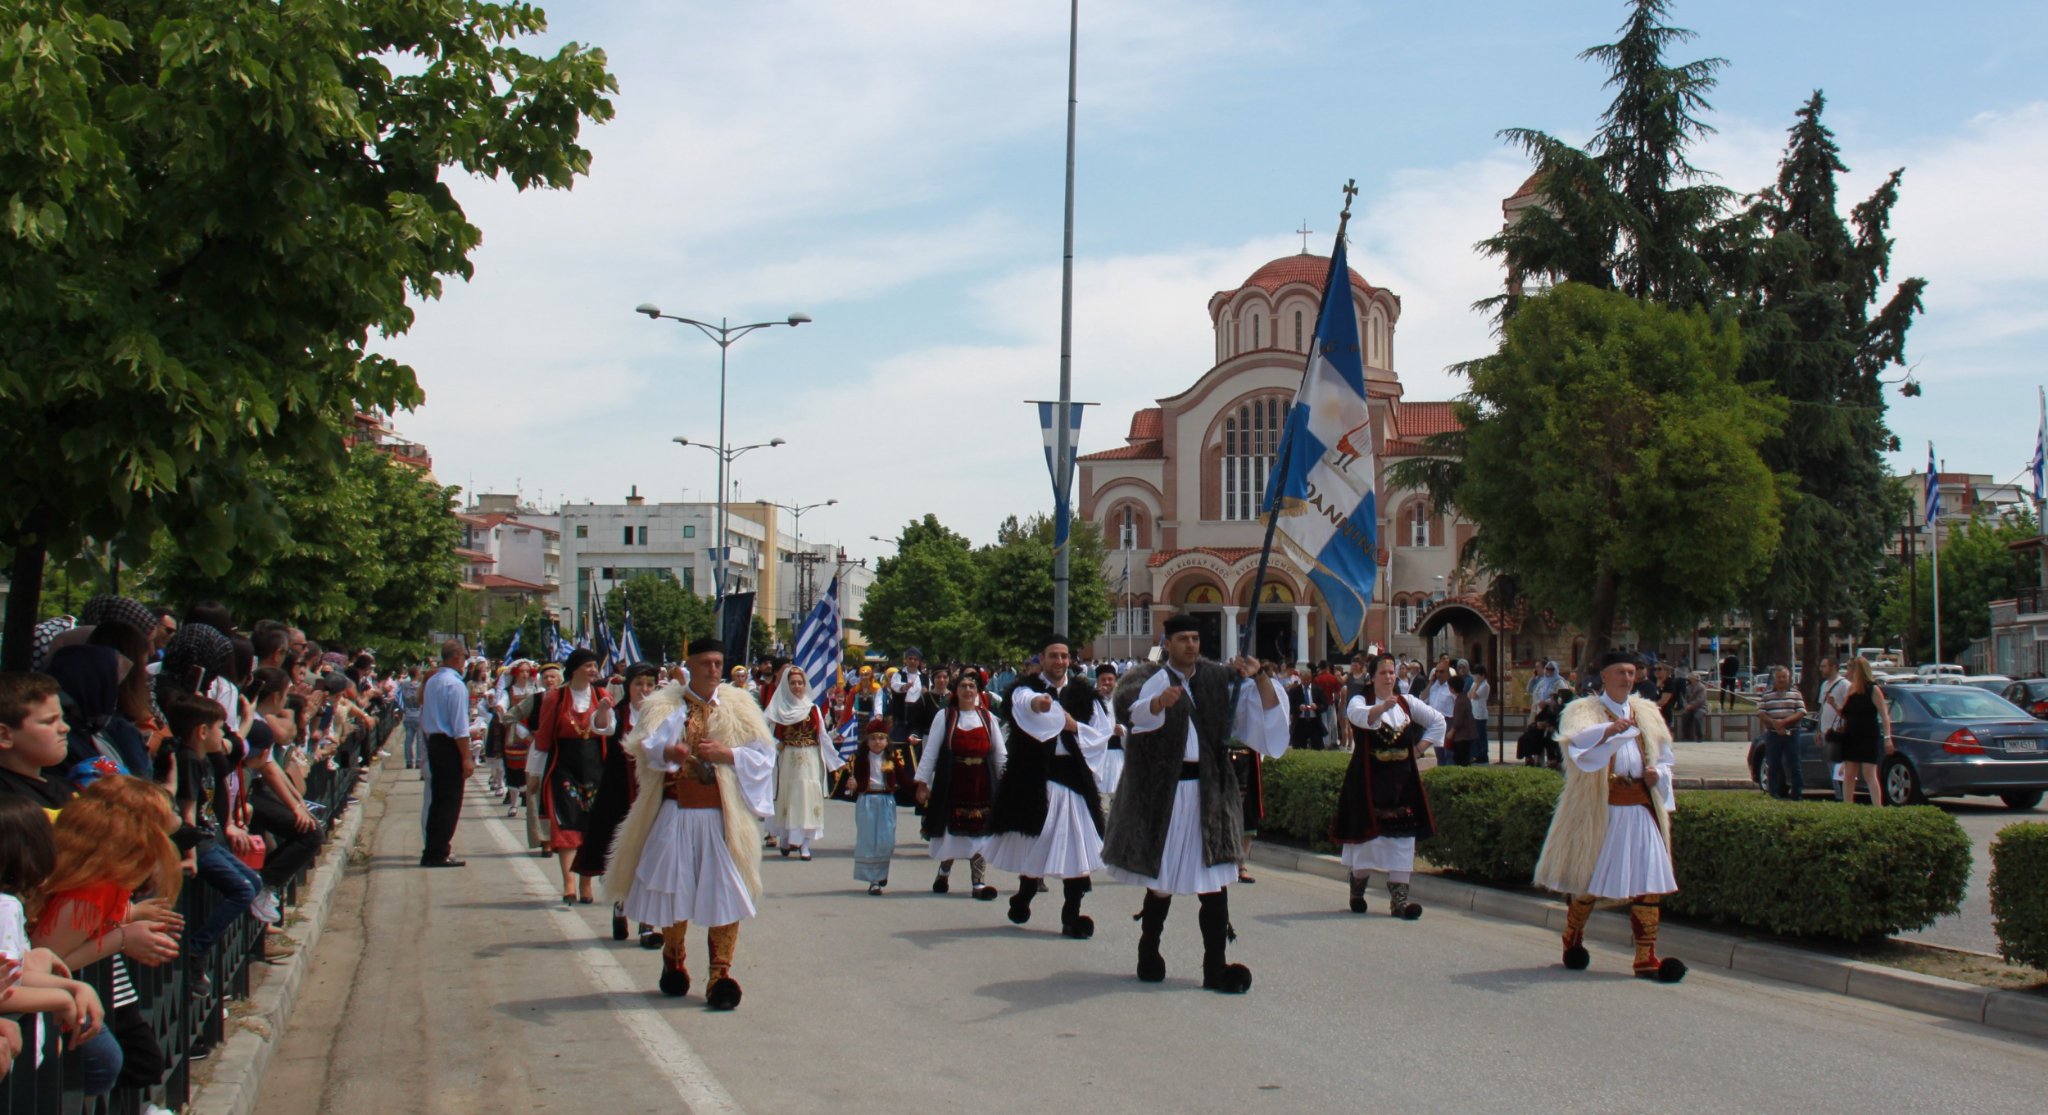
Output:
[1924,443,1941,528]
[1037,401,1086,550]
[792,576,843,708]
[1262,235,1378,650]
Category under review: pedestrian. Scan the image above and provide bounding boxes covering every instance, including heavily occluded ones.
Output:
[1756,666,1807,800]
[915,671,1005,899]
[1445,673,1480,766]
[397,666,423,770]
[1533,652,1686,984]
[1654,663,1683,728]
[1466,664,1492,765]
[1834,657,1893,807]
[1289,663,1326,752]
[1517,692,1564,767]
[575,663,662,943]
[851,719,912,895]
[1679,670,1708,743]
[1104,613,1288,992]
[532,648,617,905]
[607,637,775,1009]
[1719,652,1740,711]
[1813,657,1848,799]
[763,664,844,861]
[987,633,1108,939]
[1085,664,1126,818]
[1334,653,1444,919]
[1529,659,1563,710]
[418,639,474,868]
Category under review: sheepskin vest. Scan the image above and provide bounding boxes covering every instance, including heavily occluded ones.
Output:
[1101,660,1243,877]
[1531,693,1673,896]
[602,682,768,906]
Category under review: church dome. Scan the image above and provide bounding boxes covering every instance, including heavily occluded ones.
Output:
[1234,253,1378,297]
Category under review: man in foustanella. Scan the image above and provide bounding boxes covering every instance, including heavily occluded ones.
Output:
[986,633,1109,938]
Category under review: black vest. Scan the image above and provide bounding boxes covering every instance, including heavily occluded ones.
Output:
[990,673,1103,837]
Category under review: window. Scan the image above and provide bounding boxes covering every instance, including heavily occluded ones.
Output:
[1252,313,1262,349]
[1408,503,1433,548]
[1136,606,1153,636]
[683,525,696,539]
[575,524,588,539]
[601,566,615,579]
[679,567,694,592]
[637,525,649,546]
[622,525,634,546]
[1221,395,1286,521]
[1117,510,1138,550]
[1108,609,1122,637]
[1294,310,1304,352]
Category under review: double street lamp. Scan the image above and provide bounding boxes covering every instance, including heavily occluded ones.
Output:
[637,303,810,603]
[673,435,785,600]
[757,498,837,616]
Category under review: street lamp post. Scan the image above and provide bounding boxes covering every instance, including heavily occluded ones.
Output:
[674,436,785,600]
[756,498,837,615]
[636,304,809,603]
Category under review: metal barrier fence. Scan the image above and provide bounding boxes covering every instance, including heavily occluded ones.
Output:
[3,708,396,1115]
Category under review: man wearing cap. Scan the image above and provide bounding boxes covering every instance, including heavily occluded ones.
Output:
[1104,613,1286,994]
[1533,650,1686,983]
[1086,663,1126,819]
[605,637,776,1009]
[988,633,1108,938]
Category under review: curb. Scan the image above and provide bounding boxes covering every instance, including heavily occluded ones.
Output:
[189,744,387,1115]
[1245,839,2048,1041]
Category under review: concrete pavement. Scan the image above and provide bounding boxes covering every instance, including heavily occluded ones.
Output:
[256,758,2048,1114]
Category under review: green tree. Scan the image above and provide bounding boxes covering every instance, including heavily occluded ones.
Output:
[978,514,1112,661]
[861,515,981,660]
[1434,284,1784,658]
[145,446,463,646]
[0,1,616,667]
[1718,92,1927,686]
[1874,511,2039,664]
[606,573,714,665]
[484,603,557,662]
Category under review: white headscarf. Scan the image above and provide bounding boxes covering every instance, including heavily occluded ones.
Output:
[764,665,816,726]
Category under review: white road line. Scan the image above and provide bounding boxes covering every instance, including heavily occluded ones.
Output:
[480,813,749,1115]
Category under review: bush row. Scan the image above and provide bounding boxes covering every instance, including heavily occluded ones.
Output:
[1990,823,2048,969]
[1254,752,1970,941]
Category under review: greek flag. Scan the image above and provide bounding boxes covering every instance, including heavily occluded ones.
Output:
[833,715,861,761]
[1037,401,1086,550]
[502,627,522,660]
[550,622,575,664]
[590,582,616,672]
[792,576,842,706]
[2031,389,2045,501]
[1924,443,1941,528]
[614,610,643,666]
[1263,235,1377,652]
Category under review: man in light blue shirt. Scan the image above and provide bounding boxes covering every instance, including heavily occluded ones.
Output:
[419,639,475,866]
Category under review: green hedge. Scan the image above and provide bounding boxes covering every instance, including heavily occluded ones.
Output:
[1254,756,1971,941]
[1990,823,2048,969]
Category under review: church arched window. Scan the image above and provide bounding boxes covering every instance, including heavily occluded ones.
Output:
[1294,310,1304,352]
[1251,313,1262,350]
[1408,502,1435,548]
[1221,395,1286,521]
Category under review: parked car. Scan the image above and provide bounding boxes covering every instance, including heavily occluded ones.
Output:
[2001,678,2048,720]
[1746,683,2048,810]
[1915,663,1966,679]
[1957,674,2013,694]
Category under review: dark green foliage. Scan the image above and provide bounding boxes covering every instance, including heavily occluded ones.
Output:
[1666,794,1968,940]
[860,513,1110,663]
[1418,766,1565,881]
[976,515,1111,663]
[484,604,559,663]
[1259,750,1352,853]
[1989,823,2048,969]
[604,573,714,665]
[1873,509,2040,664]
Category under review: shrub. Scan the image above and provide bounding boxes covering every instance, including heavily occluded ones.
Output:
[1260,750,1350,852]
[1990,823,2048,969]
[1417,765,1562,882]
[1666,794,1969,940]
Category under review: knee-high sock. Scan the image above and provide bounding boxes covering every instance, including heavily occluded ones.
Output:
[1061,876,1091,921]
[662,921,691,968]
[1348,871,1369,901]
[938,858,954,877]
[1563,894,1597,949]
[970,854,987,886]
[1628,896,1662,972]
[1196,890,1231,970]
[1139,891,1172,945]
[1015,875,1039,905]
[708,923,739,982]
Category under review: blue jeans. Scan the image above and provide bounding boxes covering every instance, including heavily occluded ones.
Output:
[73,1026,122,1096]
[402,718,422,765]
[1764,732,1803,799]
[190,842,262,955]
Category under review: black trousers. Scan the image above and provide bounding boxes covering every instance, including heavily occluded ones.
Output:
[248,790,323,889]
[423,733,466,863]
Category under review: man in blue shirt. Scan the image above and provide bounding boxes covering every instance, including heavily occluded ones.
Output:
[419,639,476,866]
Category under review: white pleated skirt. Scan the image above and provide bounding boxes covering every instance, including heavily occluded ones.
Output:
[622,802,757,928]
[1105,780,1240,895]
[1097,749,1126,794]
[927,832,990,861]
[985,783,1102,878]
[773,746,826,846]
[1583,805,1678,899]
[1340,836,1416,873]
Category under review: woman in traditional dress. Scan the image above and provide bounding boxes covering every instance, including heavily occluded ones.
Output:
[1333,653,1445,920]
[763,665,844,861]
[575,663,662,940]
[914,671,1006,899]
[490,661,539,815]
[532,649,616,904]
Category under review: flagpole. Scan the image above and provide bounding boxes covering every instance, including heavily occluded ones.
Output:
[1051,0,1079,636]
[1931,446,1943,664]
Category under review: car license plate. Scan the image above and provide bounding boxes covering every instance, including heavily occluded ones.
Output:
[2008,739,2040,752]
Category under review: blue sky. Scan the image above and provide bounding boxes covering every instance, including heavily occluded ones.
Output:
[382,1,2048,564]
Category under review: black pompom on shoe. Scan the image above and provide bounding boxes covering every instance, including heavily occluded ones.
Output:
[1137,948,1166,983]
[932,876,950,894]
[1008,894,1033,925]
[639,928,663,950]
[1202,963,1253,994]
[1637,957,1688,984]
[706,977,743,1011]
[612,910,629,941]
[659,961,692,998]
[1562,944,1590,971]
[1348,895,1368,914]
[1397,903,1423,921]
[1061,914,1095,940]
[972,885,998,901]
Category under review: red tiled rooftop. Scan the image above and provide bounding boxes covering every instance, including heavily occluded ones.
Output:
[1079,441,1163,462]
[1509,171,1544,200]
[1396,401,1462,437]
[1130,408,1163,439]
[478,573,546,592]
[1229,254,1377,298]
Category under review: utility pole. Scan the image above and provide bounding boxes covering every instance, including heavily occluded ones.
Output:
[1051,0,1079,635]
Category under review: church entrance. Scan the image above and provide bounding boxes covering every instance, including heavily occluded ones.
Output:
[1250,612,1292,663]
[1188,611,1223,660]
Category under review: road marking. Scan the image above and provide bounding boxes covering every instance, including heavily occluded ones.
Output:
[480,813,749,1115]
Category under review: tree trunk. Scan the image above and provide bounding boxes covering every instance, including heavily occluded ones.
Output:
[3,534,48,672]
[1583,562,1620,673]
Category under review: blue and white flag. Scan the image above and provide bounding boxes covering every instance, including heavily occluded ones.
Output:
[614,610,643,667]
[1262,236,1378,652]
[1924,443,1941,528]
[2031,389,2045,501]
[549,622,575,664]
[502,627,522,661]
[792,576,842,706]
[833,715,861,761]
[1037,401,1087,550]
[589,581,615,672]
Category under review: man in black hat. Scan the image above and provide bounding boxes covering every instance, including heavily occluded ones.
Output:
[886,646,929,743]
[987,633,1107,938]
[1104,613,1286,993]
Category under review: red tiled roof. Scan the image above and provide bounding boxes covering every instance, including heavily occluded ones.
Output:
[466,512,560,537]
[478,573,546,592]
[1229,254,1377,298]
[1396,401,1461,437]
[1148,546,1261,568]
[1130,408,1163,439]
[1509,171,1543,200]
[454,547,493,563]
[1079,441,1163,462]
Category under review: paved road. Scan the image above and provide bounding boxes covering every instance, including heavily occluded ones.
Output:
[256,757,2047,1114]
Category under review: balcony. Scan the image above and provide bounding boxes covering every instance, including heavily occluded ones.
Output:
[2020,586,2047,619]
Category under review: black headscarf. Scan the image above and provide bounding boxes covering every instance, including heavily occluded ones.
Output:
[80,594,156,635]
[46,643,149,774]
[159,621,234,702]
